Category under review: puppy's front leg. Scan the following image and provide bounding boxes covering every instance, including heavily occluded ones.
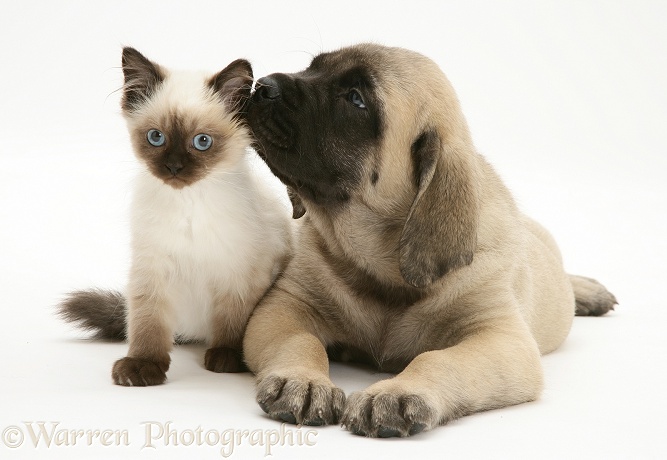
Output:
[243,290,345,426]
[342,320,543,437]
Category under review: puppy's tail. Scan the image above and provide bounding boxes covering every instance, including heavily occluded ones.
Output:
[57,289,127,340]
[569,275,617,316]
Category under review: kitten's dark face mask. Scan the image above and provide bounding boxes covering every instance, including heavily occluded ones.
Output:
[132,121,224,189]
[120,47,253,189]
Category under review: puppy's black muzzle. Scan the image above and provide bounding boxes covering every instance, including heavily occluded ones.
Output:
[247,70,363,207]
[248,74,294,152]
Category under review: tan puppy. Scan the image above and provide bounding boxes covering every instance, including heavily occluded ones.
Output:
[243,43,616,437]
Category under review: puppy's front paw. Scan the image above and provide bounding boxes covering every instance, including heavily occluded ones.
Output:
[256,373,346,426]
[112,357,168,386]
[205,347,247,373]
[342,387,436,437]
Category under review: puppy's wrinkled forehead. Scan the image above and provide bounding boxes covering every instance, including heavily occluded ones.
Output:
[309,46,377,74]
[309,44,424,79]
[302,47,382,98]
[354,45,466,142]
[311,44,452,129]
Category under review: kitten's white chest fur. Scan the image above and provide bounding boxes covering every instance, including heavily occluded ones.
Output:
[130,154,290,343]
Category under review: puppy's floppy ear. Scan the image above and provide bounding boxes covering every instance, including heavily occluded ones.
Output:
[208,59,254,115]
[121,47,165,112]
[287,186,306,219]
[399,130,479,288]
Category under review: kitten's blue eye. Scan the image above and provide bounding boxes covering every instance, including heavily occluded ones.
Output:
[147,129,165,147]
[193,133,212,151]
[348,89,366,109]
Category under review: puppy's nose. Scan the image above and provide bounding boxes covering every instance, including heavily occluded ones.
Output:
[255,76,281,100]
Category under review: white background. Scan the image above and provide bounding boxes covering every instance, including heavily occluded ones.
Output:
[1,1,666,458]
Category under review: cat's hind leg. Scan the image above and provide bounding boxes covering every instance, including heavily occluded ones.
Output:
[205,291,259,373]
[205,347,246,373]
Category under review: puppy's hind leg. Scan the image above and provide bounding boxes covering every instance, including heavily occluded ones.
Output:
[569,275,617,316]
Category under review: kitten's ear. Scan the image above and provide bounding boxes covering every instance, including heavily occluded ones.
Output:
[208,59,254,115]
[121,47,165,112]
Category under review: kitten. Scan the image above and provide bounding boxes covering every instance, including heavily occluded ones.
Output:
[59,48,292,386]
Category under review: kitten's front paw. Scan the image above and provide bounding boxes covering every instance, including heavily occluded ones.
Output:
[342,386,436,437]
[112,357,168,386]
[204,347,247,373]
[256,373,346,426]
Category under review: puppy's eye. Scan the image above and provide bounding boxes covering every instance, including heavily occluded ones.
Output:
[348,89,366,109]
[193,133,213,151]
[146,129,165,147]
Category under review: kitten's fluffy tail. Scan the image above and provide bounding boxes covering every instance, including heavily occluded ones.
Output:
[58,289,127,340]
